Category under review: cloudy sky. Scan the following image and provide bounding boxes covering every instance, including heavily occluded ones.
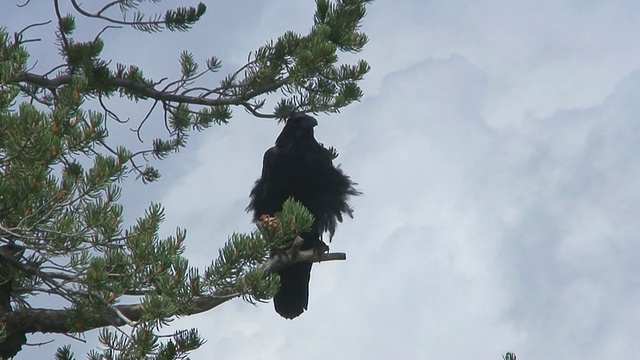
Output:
[5,0,640,359]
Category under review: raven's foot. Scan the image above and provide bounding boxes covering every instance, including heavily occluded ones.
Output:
[314,240,329,256]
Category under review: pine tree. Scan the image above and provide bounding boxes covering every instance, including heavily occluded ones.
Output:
[0,1,372,358]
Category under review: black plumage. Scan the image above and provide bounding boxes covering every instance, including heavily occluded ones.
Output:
[247,113,360,319]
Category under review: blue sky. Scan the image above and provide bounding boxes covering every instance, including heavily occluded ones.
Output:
[4,0,640,359]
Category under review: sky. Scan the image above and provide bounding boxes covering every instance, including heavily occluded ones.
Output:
[4,0,640,359]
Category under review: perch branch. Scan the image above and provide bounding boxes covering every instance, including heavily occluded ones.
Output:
[0,245,346,334]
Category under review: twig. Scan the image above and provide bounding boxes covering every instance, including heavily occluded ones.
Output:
[23,339,55,347]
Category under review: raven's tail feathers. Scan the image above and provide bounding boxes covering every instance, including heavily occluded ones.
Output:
[274,262,313,319]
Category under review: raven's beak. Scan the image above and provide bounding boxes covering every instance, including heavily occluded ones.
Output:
[289,113,318,128]
[299,116,318,128]
[306,117,318,128]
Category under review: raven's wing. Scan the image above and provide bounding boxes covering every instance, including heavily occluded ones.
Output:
[261,146,279,178]
[246,146,279,220]
[311,145,361,238]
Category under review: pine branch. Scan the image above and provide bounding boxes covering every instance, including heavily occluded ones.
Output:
[0,245,346,334]
[67,0,207,32]
[15,72,289,110]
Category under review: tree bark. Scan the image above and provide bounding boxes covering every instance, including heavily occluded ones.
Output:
[0,245,27,359]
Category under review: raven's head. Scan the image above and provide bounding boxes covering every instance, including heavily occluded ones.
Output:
[288,113,318,128]
[276,113,318,145]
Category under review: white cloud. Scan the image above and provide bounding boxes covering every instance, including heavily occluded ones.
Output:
[362,0,640,124]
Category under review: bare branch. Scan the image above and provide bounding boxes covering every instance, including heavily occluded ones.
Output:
[23,339,55,347]
[13,20,50,46]
[53,0,71,54]
[67,0,205,31]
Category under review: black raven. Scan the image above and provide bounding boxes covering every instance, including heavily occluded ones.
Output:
[247,113,360,319]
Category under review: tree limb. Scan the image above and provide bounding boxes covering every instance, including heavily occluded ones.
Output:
[0,246,346,334]
[15,72,288,111]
